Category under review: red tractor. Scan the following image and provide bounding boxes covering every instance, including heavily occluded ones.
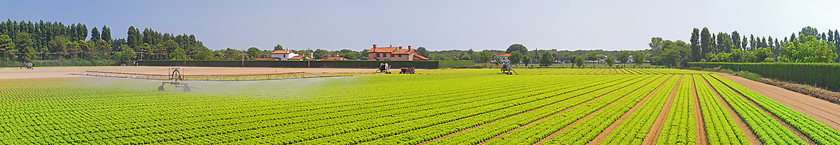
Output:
[399,67,415,74]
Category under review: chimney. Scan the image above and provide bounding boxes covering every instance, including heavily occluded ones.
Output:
[373,44,376,48]
[399,46,403,49]
[408,46,412,50]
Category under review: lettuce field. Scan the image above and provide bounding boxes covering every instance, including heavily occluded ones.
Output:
[1,69,839,144]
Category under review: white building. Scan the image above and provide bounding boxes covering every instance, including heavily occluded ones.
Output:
[270,50,299,60]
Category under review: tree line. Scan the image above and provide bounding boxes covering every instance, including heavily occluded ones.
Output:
[647,26,839,68]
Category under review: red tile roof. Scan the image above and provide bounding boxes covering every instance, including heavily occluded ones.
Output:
[271,50,293,54]
[496,54,511,57]
[322,57,346,60]
[289,56,304,60]
[413,54,429,60]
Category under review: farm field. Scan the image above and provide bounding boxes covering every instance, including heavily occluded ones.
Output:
[1,69,839,144]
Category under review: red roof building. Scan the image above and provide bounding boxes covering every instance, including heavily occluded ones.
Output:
[366,44,429,61]
[322,57,347,61]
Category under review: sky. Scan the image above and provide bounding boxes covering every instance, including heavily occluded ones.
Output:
[1,0,839,51]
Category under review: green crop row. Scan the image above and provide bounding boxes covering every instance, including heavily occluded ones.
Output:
[226,75,614,144]
[693,75,750,145]
[426,76,650,145]
[541,75,671,144]
[656,75,697,145]
[417,69,709,75]
[482,76,663,144]
[711,74,840,145]
[597,73,680,145]
[358,76,644,145]
[704,74,807,145]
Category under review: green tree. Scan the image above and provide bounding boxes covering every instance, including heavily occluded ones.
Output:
[101,25,111,42]
[700,27,712,58]
[778,34,837,63]
[114,46,136,64]
[247,47,261,58]
[633,51,646,67]
[605,55,615,67]
[169,48,187,60]
[90,27,100,41]
[0,35,15,61]
[416,47,428,57]
[649,37,663,65]
[732,31,741,50]
[522,55,531,67]
[162,40,179,53]
[509,51,523,65]
[478,51,492,63]
[617,51,630,67]
[313,49,330,59]
[585,52,600,61]
[48,36,67,59]
[575,56,585,68]
[539,51,554,67]
[505,44,528,54]
[127,26,141,48]
[690,28,701,61]
[341,53,357,60]
[14,32,35,62]
[800,26,819,38]
[273,44,284,51]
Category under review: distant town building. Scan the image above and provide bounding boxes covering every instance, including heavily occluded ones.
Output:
[270,50,299,60]
[289,56,304,61]
[495,54,511,60]
[366,44,429,61]
[322,57,347,61]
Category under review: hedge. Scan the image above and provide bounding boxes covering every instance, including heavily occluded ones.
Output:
[688,62,840,90]
[438,60,474,68]
[137,60,440,69]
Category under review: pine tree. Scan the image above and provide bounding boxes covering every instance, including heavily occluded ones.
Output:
[90,27,100,41]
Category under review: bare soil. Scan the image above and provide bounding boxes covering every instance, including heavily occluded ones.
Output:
[691,75,708,145]
[642,75,682,145]
[713,72,840,132]
[0,66,373,80]
[701,75,761,145]
[586,76,674,145]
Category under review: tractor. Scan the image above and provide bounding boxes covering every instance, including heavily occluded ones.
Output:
[158,68,191,92]
[499,59,517,75]
[376,63,392,74]
[399,66,415,74]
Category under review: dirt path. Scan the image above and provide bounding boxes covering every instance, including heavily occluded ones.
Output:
[641,75,682,145]
[584,75,674,145]
[712,75,816,145]
[691,75,708,145]
[701,75,761,145]
[712,72,840,131]
[476,77,651,145]
[0,66,373,80]
[534,75,666,145]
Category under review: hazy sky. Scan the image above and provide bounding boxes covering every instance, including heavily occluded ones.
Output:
[2,0,839,51]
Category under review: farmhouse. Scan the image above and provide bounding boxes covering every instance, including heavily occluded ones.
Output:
[270,50,299,60]
[367,44,429,61]
[496,54,511,60]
